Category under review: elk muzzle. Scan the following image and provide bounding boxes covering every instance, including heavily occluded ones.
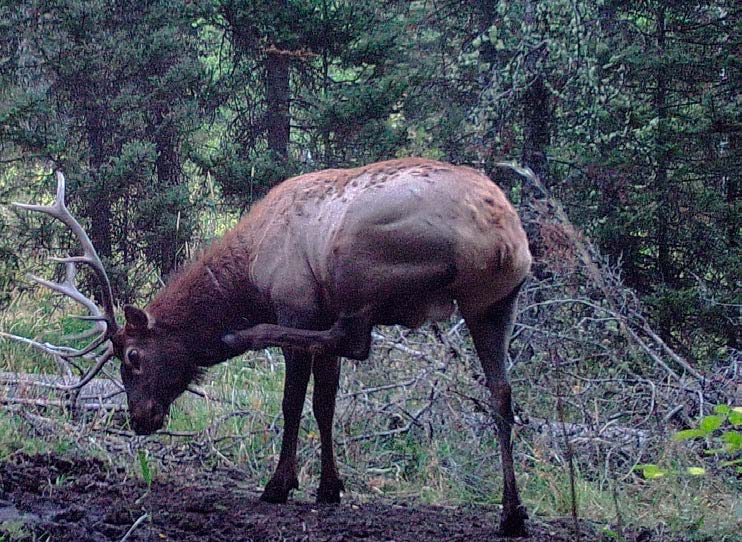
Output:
[129,398,167,435]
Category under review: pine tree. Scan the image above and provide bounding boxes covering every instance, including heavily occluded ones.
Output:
[210,0,409,202]
[1,0,209,296]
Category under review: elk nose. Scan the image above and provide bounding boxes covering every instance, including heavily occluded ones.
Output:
[131,399,165,435]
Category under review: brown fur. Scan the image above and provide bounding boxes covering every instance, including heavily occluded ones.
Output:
[116,158,531,537]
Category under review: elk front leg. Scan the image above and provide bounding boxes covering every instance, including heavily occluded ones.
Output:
[261,348,311,503]
[312,355,344,503]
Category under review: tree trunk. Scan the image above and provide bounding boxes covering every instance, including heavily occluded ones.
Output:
[154,109,182,277]
[520,0,550,278]
[85,110,112,265]
[265,51,290,162]
[654,4,671,285]
[521,75,550,184]
[84,109,117,302]
[722,125,738,350]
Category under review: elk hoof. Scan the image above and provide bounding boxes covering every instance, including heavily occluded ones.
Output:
[316,478,344,504]
[260,475,299,504]
[497,505,528,538]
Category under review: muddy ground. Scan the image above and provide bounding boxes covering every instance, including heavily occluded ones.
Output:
[0,453,688,542]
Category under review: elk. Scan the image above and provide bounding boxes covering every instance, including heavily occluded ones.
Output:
[12,158,532,537]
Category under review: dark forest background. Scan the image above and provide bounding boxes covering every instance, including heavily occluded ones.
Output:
[0,0,739,366]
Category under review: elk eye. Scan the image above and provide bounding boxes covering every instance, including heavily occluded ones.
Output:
[127,349,141,371]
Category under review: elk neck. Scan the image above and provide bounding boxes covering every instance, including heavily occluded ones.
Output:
[145,229,272,366]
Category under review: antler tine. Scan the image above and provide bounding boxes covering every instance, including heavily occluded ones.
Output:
[0,332,114,390]
[57,344,115,390]
[25,266,111,355]
[13,171,119,339]
[0,330,85,358]
[61,263,106,338]
[29,263,104,321]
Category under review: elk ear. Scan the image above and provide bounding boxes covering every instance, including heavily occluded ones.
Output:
[124,305,155,331]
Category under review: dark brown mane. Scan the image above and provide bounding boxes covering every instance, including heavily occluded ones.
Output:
[145,231,254,335]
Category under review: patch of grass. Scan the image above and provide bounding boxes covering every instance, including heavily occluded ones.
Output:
[0,289,102,374]
[0,520,32,542]
[0,413,58,460]
[137,448,154,488]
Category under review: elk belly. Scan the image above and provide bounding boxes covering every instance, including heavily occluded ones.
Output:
[376,291,455,328]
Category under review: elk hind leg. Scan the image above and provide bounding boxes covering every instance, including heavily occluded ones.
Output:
[464,283,528,538]
[221,308,373,360]
[327,308,373,360]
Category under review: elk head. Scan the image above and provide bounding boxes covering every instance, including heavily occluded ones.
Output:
[110,305,204,434]
[8,171,195,435]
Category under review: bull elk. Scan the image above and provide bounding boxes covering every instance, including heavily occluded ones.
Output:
[11,158,532,537]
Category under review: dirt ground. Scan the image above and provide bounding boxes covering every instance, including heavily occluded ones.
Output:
[1,453,687,542]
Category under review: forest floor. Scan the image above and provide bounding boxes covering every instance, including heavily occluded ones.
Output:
[1,453,694,542]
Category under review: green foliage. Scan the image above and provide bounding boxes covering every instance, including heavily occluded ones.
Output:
[0,411,71,460]
[207,0,414,204]
[636,405,742,480]
[674,405,742,474]
[634,463,668,480]
[0,0,738,354]
[137,449,154,488]
[0,0,209,296]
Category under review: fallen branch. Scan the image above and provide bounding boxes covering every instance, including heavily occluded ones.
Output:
[0,371,126,411]
[1,396,124,411]
[119,513,149,542]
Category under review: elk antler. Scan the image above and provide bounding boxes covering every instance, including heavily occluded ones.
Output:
[6,171,120,390]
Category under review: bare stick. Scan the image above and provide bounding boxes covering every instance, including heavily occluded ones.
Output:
[119,513,149,542]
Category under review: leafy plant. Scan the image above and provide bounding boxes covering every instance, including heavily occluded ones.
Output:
[0,520,31,542]
[137,449,154,488]
[674,405,742,474]
[635,405,742,479]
